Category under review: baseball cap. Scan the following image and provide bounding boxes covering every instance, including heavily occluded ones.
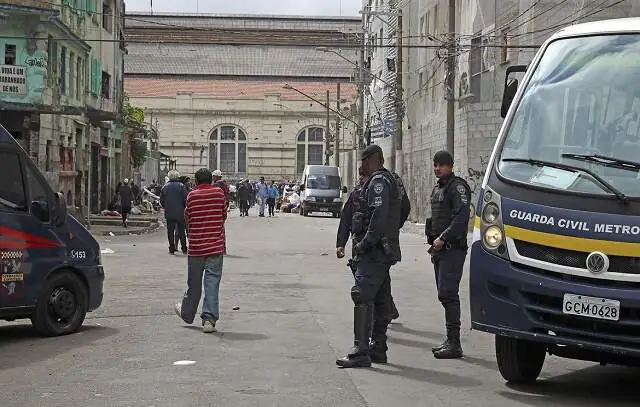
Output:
[212,170,222,177]
[361,144,383,160]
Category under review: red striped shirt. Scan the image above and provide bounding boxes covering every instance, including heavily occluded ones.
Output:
[185,184,226,257]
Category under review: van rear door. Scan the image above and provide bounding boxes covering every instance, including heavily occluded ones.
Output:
[0,138,64,309]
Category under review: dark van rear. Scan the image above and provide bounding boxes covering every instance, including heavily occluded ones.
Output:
[0,124,104,336]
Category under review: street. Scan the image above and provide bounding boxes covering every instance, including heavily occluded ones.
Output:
[0,210,638,407]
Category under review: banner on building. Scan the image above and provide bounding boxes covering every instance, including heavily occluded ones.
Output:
[0,65,27,95]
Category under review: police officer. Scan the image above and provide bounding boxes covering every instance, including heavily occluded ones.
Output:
[426,150,471,359]
[336,145,403,368]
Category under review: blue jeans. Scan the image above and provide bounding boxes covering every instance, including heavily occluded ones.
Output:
[258,196,267,215]
[180,255,224,324]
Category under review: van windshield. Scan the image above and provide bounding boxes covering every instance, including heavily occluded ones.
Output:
[306,174,341,190]
[498,34,640,197]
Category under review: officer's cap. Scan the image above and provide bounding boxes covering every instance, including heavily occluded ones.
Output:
[433,150,454,166]
[361,144,383,161]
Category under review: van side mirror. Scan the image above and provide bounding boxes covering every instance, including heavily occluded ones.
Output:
[501,65,527,118]
[52,192,68,227]
[341,186,348,193]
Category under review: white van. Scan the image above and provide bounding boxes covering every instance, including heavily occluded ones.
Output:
[299,165,347,217]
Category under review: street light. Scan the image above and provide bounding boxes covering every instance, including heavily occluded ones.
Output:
[315,47,397,90]
[282,84,361,130]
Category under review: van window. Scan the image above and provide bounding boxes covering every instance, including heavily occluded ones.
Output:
[0,151,26,211]
[306,174,341,190]
[24,163,51,222]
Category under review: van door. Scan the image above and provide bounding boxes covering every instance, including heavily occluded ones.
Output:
[0,149,64,309]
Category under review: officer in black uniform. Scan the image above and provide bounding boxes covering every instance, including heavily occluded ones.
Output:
[426,150,471,359]
[336,145,403,368]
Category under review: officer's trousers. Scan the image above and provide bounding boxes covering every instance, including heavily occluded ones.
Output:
[352,255,393,350]
[431,247,467,338]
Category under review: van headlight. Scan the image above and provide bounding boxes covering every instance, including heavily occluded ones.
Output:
[482,203,500,224]
[306,196,316,202]
[333,198,342,202]
[483,225,503,248]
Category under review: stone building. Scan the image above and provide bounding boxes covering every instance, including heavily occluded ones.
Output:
[366,0,640,222]
[0,0,126,215]
[124,13,361,184]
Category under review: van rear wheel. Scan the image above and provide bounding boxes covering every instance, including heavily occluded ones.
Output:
[32,271,88,337]
[495,335,546,384]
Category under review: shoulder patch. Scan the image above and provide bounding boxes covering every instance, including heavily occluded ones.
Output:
[456,184,466,195]
[374,183,384,194]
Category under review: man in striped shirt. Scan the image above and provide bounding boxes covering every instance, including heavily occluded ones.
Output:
[174,168,227,333]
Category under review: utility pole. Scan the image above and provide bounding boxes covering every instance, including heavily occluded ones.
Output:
[335,83,341,169]
[325,90,330,165]
[355,36,366,185]
[394,12,403,175]
[446,0,456,155]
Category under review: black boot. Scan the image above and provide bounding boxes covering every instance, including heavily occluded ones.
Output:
[336,304,372,368]
[433,336,463,359]
[390,301,399,321]
[369,340,388,364]
[431,338,448,353]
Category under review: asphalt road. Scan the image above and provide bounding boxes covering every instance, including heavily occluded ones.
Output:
[1,208,639,406]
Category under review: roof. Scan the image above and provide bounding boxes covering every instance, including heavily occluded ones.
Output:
[551,17,640,40]
[124,78,357,100]
[124,43,358,79]
[125,12,361,32]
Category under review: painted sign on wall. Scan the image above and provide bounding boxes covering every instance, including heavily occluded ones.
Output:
[0,65,27,95]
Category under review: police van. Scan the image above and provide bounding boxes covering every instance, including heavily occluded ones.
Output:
[0,124,104,336]
[470,18,640,383]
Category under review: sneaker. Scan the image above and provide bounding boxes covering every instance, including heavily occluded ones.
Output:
[174,303,183,320]
[203,320,217,333]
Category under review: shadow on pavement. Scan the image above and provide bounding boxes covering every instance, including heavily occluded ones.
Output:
[181,325,268,341]
[372,362,483,387]
[388,323,442,340]
[498,365,640,406]
[0,324,118,371]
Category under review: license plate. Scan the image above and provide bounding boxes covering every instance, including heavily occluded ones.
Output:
[562,293,620,321]
[320,207,328,212]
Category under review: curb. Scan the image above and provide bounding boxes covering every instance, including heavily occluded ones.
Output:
[97,221,161,237]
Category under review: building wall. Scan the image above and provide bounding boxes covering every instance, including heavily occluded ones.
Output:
[126,79,357,183]
[394,0,640,222]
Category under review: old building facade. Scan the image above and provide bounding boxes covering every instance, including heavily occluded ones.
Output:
[362,0,640,221]
[0,0,127,216]
[124,13,361,184]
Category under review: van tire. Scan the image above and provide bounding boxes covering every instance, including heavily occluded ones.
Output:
[32,271,88,337]
[495,335,546,384]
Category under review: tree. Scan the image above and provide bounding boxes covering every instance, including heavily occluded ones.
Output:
[122,95,149,169]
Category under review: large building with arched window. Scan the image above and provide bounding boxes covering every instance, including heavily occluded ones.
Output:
[124,13,360,183]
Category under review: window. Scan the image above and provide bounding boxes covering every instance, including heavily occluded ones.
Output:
[60,46,66,95]
[101,71,110,99]
[102,2,113,33]
[432,4,438,33]
[4,44,16,65]
[208,125,247,174]
[0,151,26,211]
[296,126,325,174]
[76,57,82,99]
[501,29,510,63]
[25,163,51,222]
[379,28,383,48]
[418,72,424,96]
[69,51,75,98]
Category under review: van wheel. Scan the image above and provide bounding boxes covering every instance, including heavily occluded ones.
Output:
[495,335,546,384]
[32,271,88,337]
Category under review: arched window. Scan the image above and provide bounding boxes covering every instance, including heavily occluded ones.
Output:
[209,125,247,174]
[296,126,325,174]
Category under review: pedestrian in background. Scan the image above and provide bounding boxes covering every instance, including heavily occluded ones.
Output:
[256,176,268,217]
[425,150,471,359]
[175,168,227,333]
[119,178,134,228]
[267,180,279,216]
[160,169,189,255]
[238,179,251,216]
